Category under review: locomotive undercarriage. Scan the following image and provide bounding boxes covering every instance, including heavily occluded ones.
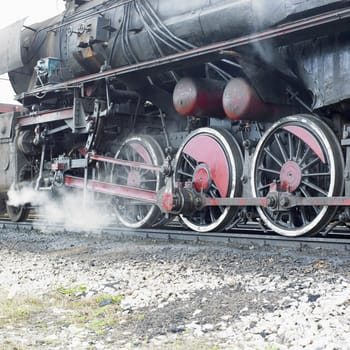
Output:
[4,3,350,237]
[8,97,350,237]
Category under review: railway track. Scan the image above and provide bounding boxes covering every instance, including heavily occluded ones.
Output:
[1,216,350,253]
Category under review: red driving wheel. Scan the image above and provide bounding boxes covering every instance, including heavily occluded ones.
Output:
[174,127,243,232]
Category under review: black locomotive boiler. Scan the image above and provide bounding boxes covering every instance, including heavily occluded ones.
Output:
[1,0,350,237]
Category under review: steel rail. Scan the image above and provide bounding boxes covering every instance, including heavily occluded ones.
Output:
[1,219,350,253]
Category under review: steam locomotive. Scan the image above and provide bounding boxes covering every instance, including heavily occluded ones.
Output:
[1,0,350,237]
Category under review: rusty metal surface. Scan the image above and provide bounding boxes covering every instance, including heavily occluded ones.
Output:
[0,104,22,113]
[16,108,73,127]
[293,35,350,109]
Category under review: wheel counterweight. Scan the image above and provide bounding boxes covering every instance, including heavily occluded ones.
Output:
[174,127,243,232]
[251,115,344,237]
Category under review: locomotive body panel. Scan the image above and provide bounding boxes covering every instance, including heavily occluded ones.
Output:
[5,0,350,97]
[0,112,24,194]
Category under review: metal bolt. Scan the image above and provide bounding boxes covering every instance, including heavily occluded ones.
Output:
[266,196,276,208]
[243,139,251,149]
[194,197,202,209]
[240,175,248,184]
[279,196,290,208]
[339,212,349,222]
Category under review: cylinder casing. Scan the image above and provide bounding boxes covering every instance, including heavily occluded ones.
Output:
[222,78,271,121]
[173,77,226,118]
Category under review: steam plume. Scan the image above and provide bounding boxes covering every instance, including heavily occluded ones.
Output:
[7,184,114,231]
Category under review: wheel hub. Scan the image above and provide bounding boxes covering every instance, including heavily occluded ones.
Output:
[127,170,141,187]
[280,161,302,192]
[192,164,211,192]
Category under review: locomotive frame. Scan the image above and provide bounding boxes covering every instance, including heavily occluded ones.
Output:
[2,0,350,237]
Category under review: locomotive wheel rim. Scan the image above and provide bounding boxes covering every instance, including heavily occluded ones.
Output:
[6,165,33,222]
[110,135,164,229]
[6,202,30,222]
[251,114,344,237]
[174,127,243,232]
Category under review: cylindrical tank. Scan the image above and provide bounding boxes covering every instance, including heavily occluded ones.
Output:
[222,78,288,121]
[173,77,226,118]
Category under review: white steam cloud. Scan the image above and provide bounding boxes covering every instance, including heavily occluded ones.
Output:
[7,185,114,231]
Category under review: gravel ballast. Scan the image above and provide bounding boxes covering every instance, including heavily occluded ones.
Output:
[1,227,350,349]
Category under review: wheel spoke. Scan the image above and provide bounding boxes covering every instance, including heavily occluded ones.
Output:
[199,211,206,225]
[258,183,272,192]
[299,147,311,167]
[288,132,294,160]
[139,169,153,176]
[258,166,280,175]
[252,115,343,237]
[177,169,193,178]
[125,148,133,162]
[299,185,320,215]
[209,188,225,213]
[295,138,302,161]
[301,157,320,171]
[288,212,294,229]
[299,206,309,226]
[182,153,197,171]
[115,173,128,182]
[140,178,158,184]
[274,133,288,162]
[302,172,330,177]
[209,207,217,223]
[138,205,145,220]
[274,211,282,225]
[264,147,283,168]
[301,180,328,196]
[111,136,164,229]
[211,182,220,193]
